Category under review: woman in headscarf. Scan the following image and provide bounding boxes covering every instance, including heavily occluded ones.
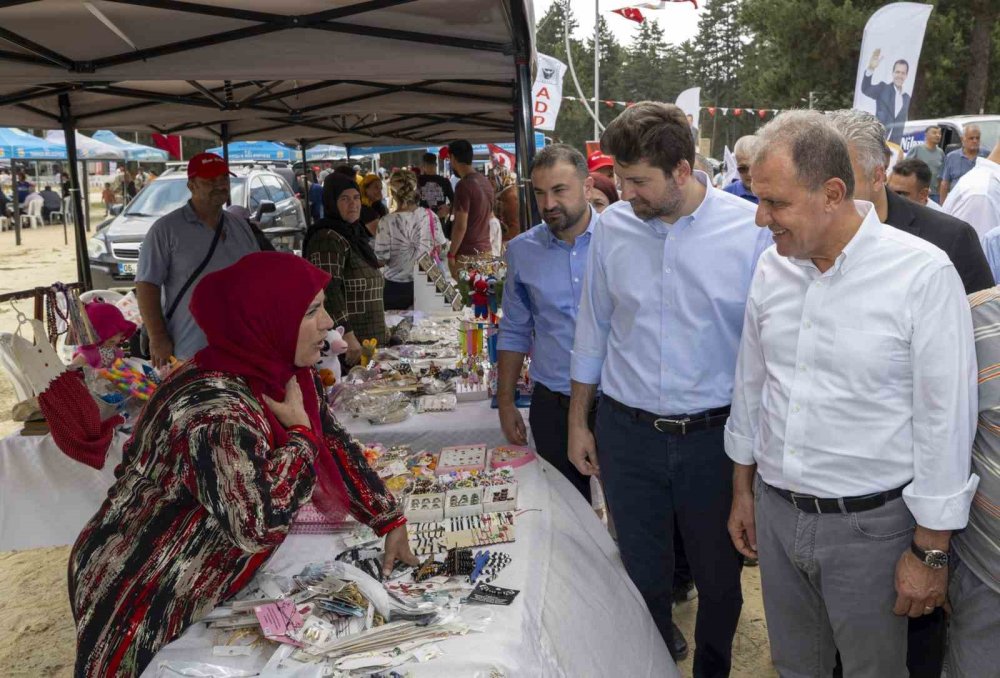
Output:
[304,173,388,362]
[375,169,448,310]
[69,252,415,677]
[588,171,619,214]
[359,172,388,237]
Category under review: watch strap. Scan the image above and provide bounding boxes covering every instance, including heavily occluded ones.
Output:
[910,541,949,568]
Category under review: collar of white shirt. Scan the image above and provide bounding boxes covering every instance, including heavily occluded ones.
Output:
[787,200,881,277]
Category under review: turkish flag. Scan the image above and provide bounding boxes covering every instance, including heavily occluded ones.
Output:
[152,133,182,160]
[612,7,645,23]
[488,144,515,171]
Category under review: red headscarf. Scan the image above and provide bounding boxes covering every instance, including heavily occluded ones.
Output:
[189,251,348,521]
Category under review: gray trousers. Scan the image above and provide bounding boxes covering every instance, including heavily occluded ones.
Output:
[947,557,1000,677]
[755,476,913,678]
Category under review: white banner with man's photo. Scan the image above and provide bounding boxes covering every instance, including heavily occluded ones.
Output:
[852,2,933,146]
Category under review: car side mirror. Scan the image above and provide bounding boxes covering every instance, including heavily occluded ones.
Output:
[254,200,277,221]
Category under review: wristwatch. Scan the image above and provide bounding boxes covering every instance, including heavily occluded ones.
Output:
[910,542,949,569]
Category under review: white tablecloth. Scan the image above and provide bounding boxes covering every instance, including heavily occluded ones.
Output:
[144,458,676,678]
[0,400,522,551]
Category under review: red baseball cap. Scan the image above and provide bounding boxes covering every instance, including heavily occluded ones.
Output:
[587,151,614,172]
[187,152,232,180]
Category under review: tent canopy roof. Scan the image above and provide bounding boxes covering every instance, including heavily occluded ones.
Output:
[0,1,534,148]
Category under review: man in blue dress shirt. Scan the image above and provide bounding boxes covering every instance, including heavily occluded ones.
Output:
[496,144,597,501]
[568,102,772,676]
[722,136,759,205]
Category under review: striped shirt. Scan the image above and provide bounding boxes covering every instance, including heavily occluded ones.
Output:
[957,287,1000,593]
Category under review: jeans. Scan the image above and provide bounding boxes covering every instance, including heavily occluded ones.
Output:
[595,397,743,678]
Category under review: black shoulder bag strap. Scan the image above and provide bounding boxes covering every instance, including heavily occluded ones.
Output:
[164,214,225,320]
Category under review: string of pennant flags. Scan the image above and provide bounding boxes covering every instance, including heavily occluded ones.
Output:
[563,96,783,119]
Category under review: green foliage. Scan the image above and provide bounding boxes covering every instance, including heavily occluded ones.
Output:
[534,0,997,158]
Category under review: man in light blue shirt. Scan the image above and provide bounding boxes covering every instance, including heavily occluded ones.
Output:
[567,101,772,676]
[496,144,596,501]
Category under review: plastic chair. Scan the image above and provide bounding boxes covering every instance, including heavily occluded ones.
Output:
[20,199,43,229]
[50,196,71,225]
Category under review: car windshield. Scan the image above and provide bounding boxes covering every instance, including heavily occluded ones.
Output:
[124,177,247,216]
[976,121,1000,152]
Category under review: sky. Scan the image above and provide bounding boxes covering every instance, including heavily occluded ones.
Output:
[531,0,703,47]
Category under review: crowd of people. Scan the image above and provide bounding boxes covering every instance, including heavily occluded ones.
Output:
[55,98,1000,677]
[496,103,999,678]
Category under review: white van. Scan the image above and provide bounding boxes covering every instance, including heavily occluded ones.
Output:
[901,115,1000,155]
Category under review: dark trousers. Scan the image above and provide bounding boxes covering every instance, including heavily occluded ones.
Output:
[383,279,413,310]
[596,397,743,678]
[907,612,946,677]
[528,383,593,503]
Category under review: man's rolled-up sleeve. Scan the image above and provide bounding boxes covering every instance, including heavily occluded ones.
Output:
[570,222,611,384]
[496,244,533,354]
[905,264,980,529]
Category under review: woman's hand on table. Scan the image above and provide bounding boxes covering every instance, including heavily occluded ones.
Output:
[382,525,419,577]
[262,376,310,429]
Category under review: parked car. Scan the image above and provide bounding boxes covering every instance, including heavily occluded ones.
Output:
[88,161,306,289]
[900,114,1000,155]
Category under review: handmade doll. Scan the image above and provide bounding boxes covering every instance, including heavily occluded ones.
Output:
[70,302,137,370]
[316,326,348,387]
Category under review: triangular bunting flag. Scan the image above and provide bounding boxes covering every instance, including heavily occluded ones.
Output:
[733,108,743,117]
[707,106,716,116]
[720,107,729,115]
[758,110,768,120]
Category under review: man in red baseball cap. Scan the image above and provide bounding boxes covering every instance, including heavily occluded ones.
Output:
[135,152,262,367]
[587,150,615,179]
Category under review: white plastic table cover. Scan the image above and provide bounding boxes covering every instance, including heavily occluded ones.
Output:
[143,457,677,678]
[0,400,518,551]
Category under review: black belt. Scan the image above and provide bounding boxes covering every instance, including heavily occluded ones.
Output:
[768,481,905,514]
[534,383,572,408]
[607,397,730,435]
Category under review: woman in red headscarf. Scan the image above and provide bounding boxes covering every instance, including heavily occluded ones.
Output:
[68,252,416,678]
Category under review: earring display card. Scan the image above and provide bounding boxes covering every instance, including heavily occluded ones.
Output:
[404,492,445,523]
[482,482,517,514]
[437,444,488,474]
[444,486,485,518]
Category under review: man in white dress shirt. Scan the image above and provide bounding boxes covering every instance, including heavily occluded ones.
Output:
[724,110,979,678]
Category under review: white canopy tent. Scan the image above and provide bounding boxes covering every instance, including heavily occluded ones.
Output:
[0,0,537,287]
[44,130,125,160]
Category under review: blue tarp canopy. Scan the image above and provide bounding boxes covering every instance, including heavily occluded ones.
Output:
[0,127,65,160]
[348,132,546,158]
[206,140,295,161]
[92,130,169,162]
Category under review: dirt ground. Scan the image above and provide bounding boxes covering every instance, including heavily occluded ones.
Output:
[0,545,776,678]
[0,218,777,676]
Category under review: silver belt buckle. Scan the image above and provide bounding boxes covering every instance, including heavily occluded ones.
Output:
[654,417,689,434]
[790,493,822,513]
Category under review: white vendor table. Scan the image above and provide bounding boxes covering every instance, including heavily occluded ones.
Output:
[0,402,676,676]
[0,399,517,551]
[144,457,676,677]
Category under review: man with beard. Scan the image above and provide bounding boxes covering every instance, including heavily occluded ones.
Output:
[568,102,772,675]
[136,153,261,366]
[496,144,596,500]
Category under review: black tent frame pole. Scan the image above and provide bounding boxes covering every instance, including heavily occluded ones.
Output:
[59,93,93,290]
[300,139,311,227]
[220,122,231,207]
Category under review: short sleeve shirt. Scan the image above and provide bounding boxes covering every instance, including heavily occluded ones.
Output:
[942,148,990,186]
[452,172,495,256]
[418,174,454,210]
[136,202,261,359]
[906,145,946,192]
